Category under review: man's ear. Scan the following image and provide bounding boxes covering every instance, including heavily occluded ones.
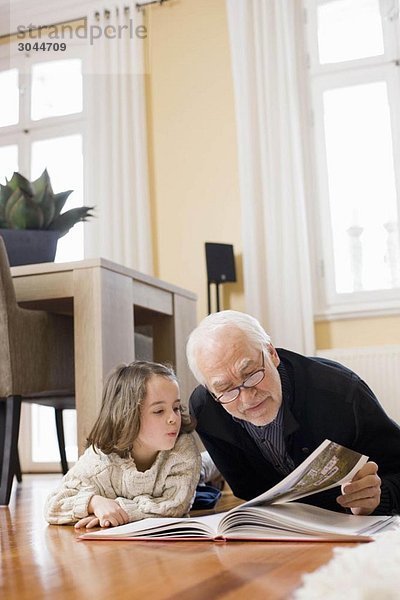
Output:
[267,344,280,367]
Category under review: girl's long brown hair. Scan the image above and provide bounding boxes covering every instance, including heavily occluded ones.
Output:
[86,361,195,458]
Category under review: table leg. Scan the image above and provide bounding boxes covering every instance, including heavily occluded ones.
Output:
[73,267,135,454]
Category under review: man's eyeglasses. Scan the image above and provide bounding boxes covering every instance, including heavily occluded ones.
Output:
[210,350,266,405]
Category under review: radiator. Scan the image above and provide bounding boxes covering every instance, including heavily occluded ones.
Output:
[315,346,400,425]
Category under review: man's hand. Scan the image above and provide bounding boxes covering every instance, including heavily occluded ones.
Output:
[336,461,381,515]
[74,495,130,529]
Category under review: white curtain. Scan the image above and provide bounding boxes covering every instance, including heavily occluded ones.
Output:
[85,2,153,273]
[226,0,315,354]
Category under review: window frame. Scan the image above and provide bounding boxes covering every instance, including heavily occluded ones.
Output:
[0,41,87,169]
[304,0,400,319]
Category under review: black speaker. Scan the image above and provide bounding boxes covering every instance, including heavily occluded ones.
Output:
[205,243,236,284]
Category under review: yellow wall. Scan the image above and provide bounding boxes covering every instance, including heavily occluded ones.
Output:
[315,316,400,349]
[144,0,244,321]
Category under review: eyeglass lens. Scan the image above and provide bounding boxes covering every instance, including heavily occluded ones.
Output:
[218,368,265,404]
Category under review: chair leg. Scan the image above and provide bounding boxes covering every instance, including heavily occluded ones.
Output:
[54,408,69,475]
[0,396,22,505]
[15,450,22,483]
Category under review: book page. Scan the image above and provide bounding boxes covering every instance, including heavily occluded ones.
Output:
[219,502,393,539]
[240,439,368,509]
[80,513,225,540]
[221,502,391,536]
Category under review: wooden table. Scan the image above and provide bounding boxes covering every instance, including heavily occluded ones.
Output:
[11,258,197,453]
[0,474,351,600]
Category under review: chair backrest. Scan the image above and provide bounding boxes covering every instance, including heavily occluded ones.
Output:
[0,236,75,398]
[0,237,16,393]
[0,237,18,308]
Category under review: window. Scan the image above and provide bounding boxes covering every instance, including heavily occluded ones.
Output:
[0,47,85,262]
[305,0,400,317]
[0,38,87,470]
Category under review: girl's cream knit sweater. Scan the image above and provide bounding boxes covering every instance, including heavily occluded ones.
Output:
[44,433,201,525]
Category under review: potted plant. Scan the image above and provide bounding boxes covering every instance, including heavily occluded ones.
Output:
[0,169,94,266]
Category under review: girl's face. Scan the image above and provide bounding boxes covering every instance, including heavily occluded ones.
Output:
[131,375,182,469]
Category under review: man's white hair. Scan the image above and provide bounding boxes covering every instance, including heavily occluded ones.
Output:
[186,310,272,385]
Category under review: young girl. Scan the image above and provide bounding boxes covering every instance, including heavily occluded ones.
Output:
[44,361,201,529]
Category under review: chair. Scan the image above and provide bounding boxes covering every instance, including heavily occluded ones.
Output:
[0,237,75,505]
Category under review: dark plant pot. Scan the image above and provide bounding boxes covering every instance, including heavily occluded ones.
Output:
[0,229,60,266]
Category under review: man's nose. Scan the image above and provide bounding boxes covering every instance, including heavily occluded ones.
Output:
[239,386,257,406]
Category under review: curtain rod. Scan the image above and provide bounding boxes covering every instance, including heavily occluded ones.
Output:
[96,0,171,19]
[95,0,170,19]
[0,17,85,41]
[136,0,170,10]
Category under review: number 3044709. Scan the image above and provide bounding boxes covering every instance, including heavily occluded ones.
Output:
[18,42,66,51]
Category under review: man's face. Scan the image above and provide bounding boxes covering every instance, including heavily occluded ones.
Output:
[197,331,283,426]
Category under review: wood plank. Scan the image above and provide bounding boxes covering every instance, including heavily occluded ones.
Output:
[11,258,197,299]
[12,271,73,301]
[132,280,173,314]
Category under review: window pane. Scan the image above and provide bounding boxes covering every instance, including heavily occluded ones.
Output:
[323,81,399,293]
[0,144,18,184]
[31,59,82,121]
[31,134,84,261]
[31,405,77,464]
[318,0,384,64]
[0,68,19,127]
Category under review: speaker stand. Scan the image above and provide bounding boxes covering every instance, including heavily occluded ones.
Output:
[207,281,221,314]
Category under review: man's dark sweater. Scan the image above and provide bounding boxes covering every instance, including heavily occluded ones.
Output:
[190,349,400,515]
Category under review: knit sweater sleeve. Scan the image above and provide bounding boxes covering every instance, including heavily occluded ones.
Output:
[115,433,201,521]
[44,448,105,525]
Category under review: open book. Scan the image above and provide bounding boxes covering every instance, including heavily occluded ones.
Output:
[79,440,396,542]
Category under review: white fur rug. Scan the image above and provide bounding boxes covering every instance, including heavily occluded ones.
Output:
[294,527,400,600]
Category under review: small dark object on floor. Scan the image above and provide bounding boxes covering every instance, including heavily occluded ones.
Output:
[192,484,222,510]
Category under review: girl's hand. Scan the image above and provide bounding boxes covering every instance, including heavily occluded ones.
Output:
[86,495,130,527]
[74,515,100,529]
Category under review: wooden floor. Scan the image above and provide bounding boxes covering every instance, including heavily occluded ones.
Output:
[0,474,349,599]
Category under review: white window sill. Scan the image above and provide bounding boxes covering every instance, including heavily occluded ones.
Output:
[315,300,400,321]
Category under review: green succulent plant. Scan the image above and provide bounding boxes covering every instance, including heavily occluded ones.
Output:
[0,169,94,237]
